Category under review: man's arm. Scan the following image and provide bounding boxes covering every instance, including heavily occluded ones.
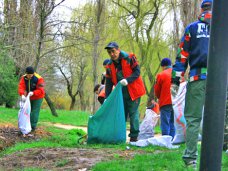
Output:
[172,26,191,85]
[18,76,26,96]
[33,77,45,96]
[125,55,140,84]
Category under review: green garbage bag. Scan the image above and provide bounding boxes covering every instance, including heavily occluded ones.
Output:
[87,83,126,144]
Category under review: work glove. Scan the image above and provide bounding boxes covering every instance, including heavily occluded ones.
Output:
[120,79,128,86]
[28,92,34,97]
[171,84,179,98]
[21,95,26,102]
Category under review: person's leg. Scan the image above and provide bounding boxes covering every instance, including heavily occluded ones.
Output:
[160,105,172,136]
[30,98,43,130]
[169,107,175,138]
[127,98,140,141]
[182,80,206,165]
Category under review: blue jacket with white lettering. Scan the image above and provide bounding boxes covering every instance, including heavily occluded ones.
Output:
[172,11,212,84]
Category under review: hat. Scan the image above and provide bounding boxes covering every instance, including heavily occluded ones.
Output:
[161,58,172,67]
[103,59,110,66]
[104,42,119,49]
[201,0,213,8]
[26,66,34,74]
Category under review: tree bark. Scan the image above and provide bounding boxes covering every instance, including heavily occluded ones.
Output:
[92,0,105,113]
[44,92,58,117]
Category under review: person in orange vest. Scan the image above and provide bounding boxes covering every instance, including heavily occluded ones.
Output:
[147,100,160,115]
[94,84,106,104]
[18,66,45,132]
[104,42,146,142]
[154,58,175,138]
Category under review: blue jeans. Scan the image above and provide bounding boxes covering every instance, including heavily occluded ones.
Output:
[160,104,175,138]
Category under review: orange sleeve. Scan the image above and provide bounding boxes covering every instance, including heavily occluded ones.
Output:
[18,76,26,96]
[33,77,45,97]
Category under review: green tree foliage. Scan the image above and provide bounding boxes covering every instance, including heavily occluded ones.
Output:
[0,44,18,108]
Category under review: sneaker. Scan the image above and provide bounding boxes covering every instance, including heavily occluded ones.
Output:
[130,137,138,142]
[185,160,197,169]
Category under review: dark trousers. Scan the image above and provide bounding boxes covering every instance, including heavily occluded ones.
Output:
[30,98,43,129]
[122,87,140,138]
[160,104,175,138]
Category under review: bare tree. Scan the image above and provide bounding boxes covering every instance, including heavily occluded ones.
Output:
[111,0,163,103]
[180,0,201,28]
[92,0,105,113]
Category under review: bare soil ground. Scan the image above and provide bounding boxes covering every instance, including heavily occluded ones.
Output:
[0,147,146,171]
[0,124,51,151]
[0,125,146,171]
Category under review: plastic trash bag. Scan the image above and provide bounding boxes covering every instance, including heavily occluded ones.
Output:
[172,81,187,144]
[138,109,160,140]
[18,96,31,134]
[87,83,126,144]
[130,135,179,149]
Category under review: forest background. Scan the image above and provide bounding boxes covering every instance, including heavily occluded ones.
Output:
[0,0,202,116]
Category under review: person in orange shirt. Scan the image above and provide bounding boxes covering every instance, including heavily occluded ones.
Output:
[94,84,106,104]
[18,66,45,131]
[154,58,175,138]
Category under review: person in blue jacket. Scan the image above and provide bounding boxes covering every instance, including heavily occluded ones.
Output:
[171,0,213,168]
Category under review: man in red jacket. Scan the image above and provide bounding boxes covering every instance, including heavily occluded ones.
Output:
[104,42,146,142]
[18,66,45,131]
[154,58,175,138]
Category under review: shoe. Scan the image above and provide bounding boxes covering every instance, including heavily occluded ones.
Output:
[130,137,138,142]
[185,160,197,169]
[31,128,36,133]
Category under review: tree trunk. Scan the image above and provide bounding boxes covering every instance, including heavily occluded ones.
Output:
[69,96,76,111]
[45,93,58,117]
[92,0,105,113]
[79,91,86,111]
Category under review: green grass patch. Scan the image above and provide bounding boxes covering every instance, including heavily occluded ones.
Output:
[39,109,90,126]
[16,168,46,171]
[1,127,86,156]
[55,159,69,167]
[92,148,187,171]
[0,107,90,126]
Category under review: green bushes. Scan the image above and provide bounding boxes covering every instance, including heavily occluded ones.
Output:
[0,45,18,108]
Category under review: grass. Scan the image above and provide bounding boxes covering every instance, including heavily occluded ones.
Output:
[92,144,228,171]
[0,107,228,170]
[0,106,90,126]
[92,150,187,171]
[55,159,69,167]
[1,127,86,156]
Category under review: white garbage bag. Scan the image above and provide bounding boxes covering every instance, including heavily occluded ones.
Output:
[18,96,31,134]
[138,109,160,140]
[148,135,179,149]
[130,135,179,149]
[172,81,187,145]
[129,139,149,147]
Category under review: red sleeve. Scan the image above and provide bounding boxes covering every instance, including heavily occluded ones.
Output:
[33,77,45,97]
[18,76,26,96]
[154,74,162,99]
